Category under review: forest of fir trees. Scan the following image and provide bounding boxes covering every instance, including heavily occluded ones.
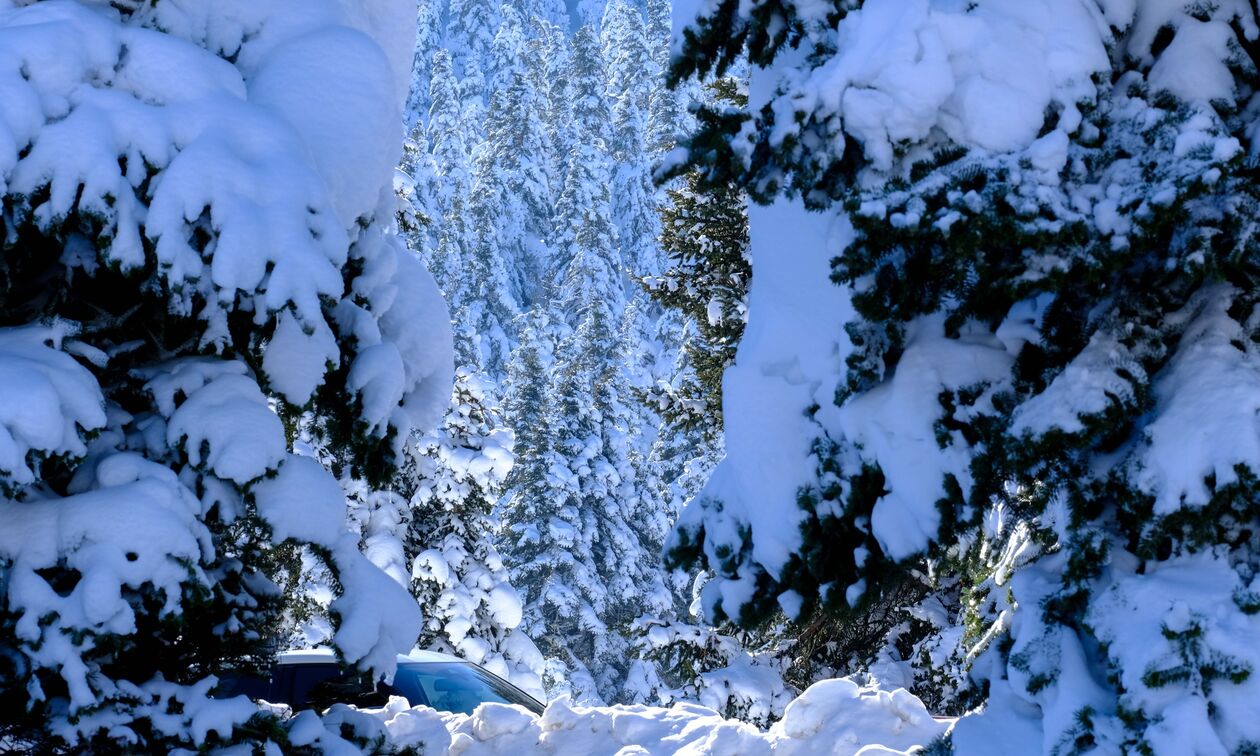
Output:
[382,0,774,711]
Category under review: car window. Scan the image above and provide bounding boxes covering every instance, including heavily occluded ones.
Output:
[215,672,271,701]
[305,670,390,711]
[287,664,342,709]
[390,662,543,715]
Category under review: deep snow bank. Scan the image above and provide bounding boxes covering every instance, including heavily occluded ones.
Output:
[337,677,948,754]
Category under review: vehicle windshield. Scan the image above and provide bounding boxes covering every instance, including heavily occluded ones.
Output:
[390,662,543,715]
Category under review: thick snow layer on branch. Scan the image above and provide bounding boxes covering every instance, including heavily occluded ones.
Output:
[681,198,852,586]
[775,0,1111,169]
[836,318,1012,560]
[0,454,210,711]
[1128,285,1260,515]
[1088,552,1260,754]
[165,371,287,485]
[254,454,347,545]
[330,537,425,677]
[0,0,450,441]
[0,324,106,489]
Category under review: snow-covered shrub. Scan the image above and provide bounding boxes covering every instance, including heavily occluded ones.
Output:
[0,0,451,749]
[627,615,795,727]
[667,0,1260,751]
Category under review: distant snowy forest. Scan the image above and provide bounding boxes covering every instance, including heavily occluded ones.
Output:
[3,0,1260,753]
[376,0,759,709]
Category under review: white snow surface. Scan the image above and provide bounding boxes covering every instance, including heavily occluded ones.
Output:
[348,676,947,754]
[686,195,852,588]
[772,0,1112,170]
[0,0,452,441]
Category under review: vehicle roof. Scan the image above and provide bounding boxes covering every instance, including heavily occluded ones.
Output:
[276,648,464,665]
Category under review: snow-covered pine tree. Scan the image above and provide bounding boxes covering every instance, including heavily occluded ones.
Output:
[667,1,1260,752]
[501,91,667,699]
[500,309,560,554]
[408,368,545,699]
[568,23,615,160]
[521,0,571,31]
[522,14,566,224]
[545,251,637,702]
[645,78,750,435]
[426,50,474,311]
[398,126,441,262]
[550,25,614,282]
[499,306,592,696]
[601,0,652,161]
[627,610,795,727]
[481,5,553,310]
[533,19,575,225]
[463,138,525,375]
[615,294,681,624]
[446,0,499,121]
[404,0,447,131]
[645,0,684,156]
[486,4,525,96]
[625,72,765,722]
[0,1,451,750]
[601,0,662,279]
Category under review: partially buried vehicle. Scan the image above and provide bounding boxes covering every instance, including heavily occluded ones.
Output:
[219,648,544,715]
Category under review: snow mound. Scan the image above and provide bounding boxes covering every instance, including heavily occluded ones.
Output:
[357,678,946,754]
[771,678,947,754]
